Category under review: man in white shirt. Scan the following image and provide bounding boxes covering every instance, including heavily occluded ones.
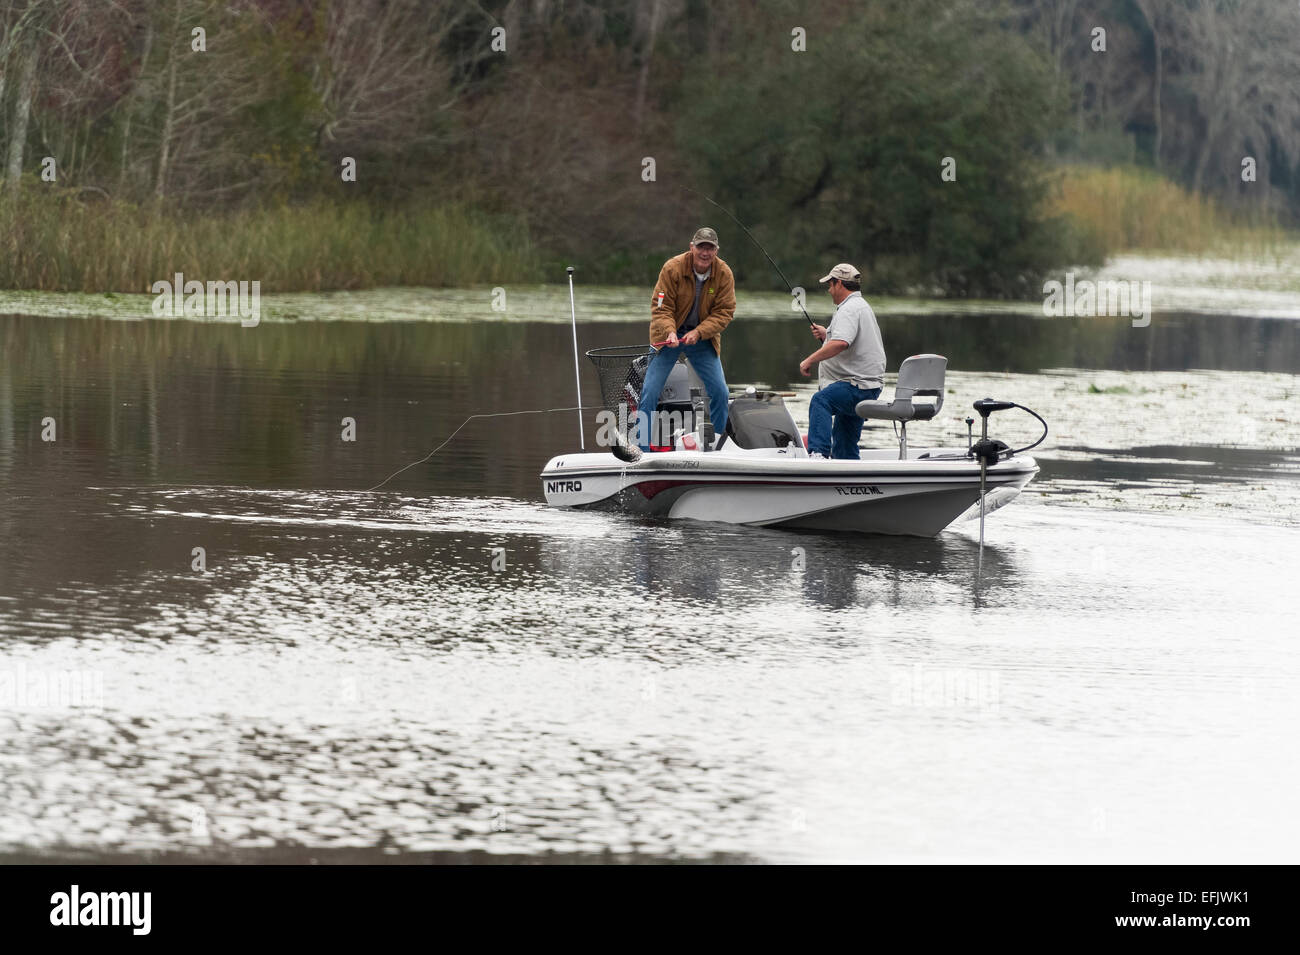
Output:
[798,263,886,459]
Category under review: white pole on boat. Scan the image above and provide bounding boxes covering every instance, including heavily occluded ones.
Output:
[566,266,585,450]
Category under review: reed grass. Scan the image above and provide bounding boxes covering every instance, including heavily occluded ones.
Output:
[1054,165,1290,257]
[5,169,1292,294]
[0,190,542,292]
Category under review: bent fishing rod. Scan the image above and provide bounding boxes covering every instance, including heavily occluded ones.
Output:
[682,185,817,329]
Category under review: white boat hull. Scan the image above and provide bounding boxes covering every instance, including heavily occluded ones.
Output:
[540,447,1038,538]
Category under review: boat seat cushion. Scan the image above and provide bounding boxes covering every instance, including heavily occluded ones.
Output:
[855,397,939,422]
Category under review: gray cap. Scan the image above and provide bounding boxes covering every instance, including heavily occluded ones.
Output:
[691,227,720,247]
[818,263,861,283]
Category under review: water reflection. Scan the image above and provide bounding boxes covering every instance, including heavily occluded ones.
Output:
[533,517,1024,617]
[1,311,1295,494]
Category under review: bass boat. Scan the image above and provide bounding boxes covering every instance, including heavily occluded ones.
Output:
[540,348,1045,538]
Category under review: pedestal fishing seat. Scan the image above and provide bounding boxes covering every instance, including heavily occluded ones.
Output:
[855,354,947,459]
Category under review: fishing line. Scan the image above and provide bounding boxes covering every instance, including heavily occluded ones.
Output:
[373,190,814,492]
[681,185,816,327]
[365,405,584,492]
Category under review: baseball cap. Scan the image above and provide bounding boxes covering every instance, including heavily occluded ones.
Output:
[818,263,861,283]
[691,227,719,247]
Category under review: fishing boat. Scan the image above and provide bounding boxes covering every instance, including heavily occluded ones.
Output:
[540,348,1044,538]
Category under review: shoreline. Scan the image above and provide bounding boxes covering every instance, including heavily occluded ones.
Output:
[4,251,1300,326]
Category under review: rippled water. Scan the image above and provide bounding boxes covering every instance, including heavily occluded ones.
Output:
[1,308,1297,862]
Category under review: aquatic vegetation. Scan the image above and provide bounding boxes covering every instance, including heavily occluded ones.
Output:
[1055,166,1291,257]
[1087,383,1134,395]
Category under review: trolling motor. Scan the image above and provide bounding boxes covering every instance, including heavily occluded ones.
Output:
[968,398,1049,550]
[970,399,1014,465]
[969,398,1048,463]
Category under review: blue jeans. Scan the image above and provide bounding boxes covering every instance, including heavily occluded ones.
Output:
[636,341,729,450]
[807,381,881,459]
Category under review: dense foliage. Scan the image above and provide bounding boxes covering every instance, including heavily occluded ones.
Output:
[1,0,1296,293]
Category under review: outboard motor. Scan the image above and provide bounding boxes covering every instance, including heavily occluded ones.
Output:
[629,353,706,444]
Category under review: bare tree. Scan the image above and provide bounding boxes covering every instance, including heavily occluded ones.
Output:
[2,0,46,190]
[4,38,38,189]
[633,0,671,130]
[308,0,481,156]
[129,0,284,203]
[1176,0,1300,201]
[1132,0,1166,169]
[2,0,137,191]
[152,0,182,199]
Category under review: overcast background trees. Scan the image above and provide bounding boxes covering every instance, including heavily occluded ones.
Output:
[1,0,1297,294]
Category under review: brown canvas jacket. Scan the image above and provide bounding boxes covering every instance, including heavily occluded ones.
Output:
[648,252,736,356]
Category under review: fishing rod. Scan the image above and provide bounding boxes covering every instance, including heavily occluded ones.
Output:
[682,185,816,328]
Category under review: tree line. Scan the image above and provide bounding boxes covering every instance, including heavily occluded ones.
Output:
[1,0,1296,295]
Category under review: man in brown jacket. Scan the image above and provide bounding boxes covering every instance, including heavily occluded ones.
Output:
[637,226,736,450]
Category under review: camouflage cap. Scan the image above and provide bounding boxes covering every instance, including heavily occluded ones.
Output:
[691,227,719,248]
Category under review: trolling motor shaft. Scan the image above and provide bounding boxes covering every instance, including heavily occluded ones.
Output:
[970,398,1013,465]
[970,397,1017,553]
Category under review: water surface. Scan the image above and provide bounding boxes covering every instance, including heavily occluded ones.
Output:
[1,306,1296,863]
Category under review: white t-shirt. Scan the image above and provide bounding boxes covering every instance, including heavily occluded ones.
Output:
[819,292,886,390]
